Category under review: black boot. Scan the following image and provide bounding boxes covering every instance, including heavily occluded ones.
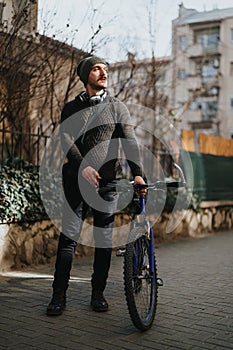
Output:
[46,290,66,316]
[91,290,108,312]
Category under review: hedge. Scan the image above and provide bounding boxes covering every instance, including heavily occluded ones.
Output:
[0,167,47,223]
[0,167,198,224]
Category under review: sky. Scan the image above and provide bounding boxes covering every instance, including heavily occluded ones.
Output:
[38,0,233,63]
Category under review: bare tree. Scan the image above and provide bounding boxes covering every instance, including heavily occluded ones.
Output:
[108,0,175,177]
[0,0,110,165]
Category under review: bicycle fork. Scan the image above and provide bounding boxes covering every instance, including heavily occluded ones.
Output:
[149,224,163,287]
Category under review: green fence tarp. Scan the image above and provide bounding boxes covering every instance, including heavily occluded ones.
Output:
[180,150,233,201]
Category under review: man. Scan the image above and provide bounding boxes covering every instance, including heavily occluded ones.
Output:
[46,56,145,316]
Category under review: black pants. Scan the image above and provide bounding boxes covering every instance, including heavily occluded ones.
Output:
[52,180,118,293]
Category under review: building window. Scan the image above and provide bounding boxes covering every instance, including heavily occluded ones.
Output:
[231,29,233,42]
[179,35,187,51]
[195,27,219,48]
[202,63,217,77]
[201,59,218,82]
[178,69,186,79]
[230,62,233,75]
[197,99,218,120]
[230,98,233,109]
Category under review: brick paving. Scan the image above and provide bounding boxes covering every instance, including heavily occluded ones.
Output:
[0,230,233,350]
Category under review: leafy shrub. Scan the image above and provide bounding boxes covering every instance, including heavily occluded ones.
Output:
[0,167,47,223]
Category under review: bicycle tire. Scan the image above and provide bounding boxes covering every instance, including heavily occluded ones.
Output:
[124,234,158,331]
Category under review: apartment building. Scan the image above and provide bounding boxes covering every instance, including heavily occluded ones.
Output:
[171,3,233,139]
[109,53,171,109]
[108,53,172,138]
[108,55,174,177]
[109,5,233,140]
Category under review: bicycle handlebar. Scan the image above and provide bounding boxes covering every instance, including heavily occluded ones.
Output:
[133,180,185,191]
[118,162,186,192]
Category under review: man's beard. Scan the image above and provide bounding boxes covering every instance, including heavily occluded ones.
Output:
[89,80,107,91]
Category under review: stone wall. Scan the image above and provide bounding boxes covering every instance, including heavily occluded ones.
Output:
[153,202,233,242]
[0,221,59,271]
[0,202,232,271]
[0,220,96,271]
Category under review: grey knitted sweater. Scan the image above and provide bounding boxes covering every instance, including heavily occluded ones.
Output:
[60,93,143,181]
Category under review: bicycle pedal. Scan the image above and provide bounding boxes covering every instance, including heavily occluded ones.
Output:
[116,247,126,256]
[157,277,164,287]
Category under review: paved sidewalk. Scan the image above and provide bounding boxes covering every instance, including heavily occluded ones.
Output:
[0,230,233,350]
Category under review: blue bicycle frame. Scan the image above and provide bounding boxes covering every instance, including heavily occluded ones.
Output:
[133,195,155,277]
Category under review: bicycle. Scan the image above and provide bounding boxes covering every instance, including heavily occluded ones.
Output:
[116,163,186,331]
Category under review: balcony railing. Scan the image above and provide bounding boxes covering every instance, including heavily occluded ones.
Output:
[187,43,220,58]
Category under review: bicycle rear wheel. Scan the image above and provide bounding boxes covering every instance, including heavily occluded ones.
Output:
[124,234,158,331]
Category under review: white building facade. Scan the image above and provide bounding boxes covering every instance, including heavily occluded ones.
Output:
[171,4,233,139]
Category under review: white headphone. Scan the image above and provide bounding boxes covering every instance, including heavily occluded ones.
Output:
[78,90,107,106]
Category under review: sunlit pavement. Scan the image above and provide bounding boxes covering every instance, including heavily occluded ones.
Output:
[0,230,233,350]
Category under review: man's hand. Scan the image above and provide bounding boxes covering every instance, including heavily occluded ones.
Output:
[134,176,147,194]
[82,166,101,188]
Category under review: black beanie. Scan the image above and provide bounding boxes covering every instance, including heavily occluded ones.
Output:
[77,56,108,85]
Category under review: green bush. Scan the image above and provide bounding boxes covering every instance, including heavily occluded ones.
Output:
[0,167,47,223]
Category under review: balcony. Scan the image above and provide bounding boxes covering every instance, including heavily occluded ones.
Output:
[187,43,220,58]
[188,120,216,129]
[202,75,220,87]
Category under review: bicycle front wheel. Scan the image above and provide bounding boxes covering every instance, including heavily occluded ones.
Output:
[124,235,158,331]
